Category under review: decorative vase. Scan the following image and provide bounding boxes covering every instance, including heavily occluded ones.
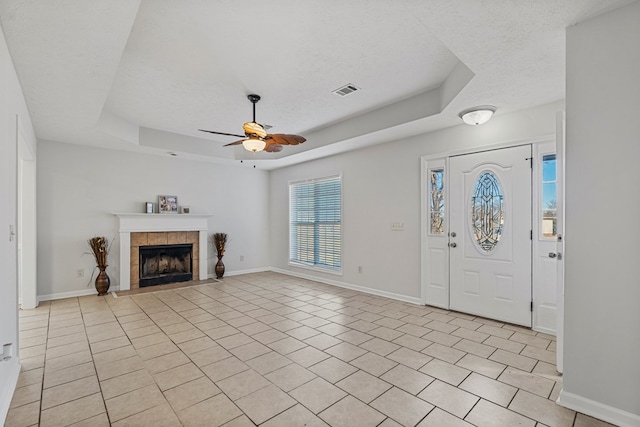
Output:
[95,266,110,296]
[215,256,225,279]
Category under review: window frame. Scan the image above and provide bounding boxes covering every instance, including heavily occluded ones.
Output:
[288,174,343,275]
[428,168,445,236]
[540,153,558,240]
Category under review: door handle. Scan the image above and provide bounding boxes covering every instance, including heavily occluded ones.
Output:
[548,252,557,258]
[449,243,457,248]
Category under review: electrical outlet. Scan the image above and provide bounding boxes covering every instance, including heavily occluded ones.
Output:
[391,222,405,231]
[240,255,244,262]
[77,269,84,278]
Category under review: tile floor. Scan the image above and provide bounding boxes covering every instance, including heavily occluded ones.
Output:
[7,272,612,427]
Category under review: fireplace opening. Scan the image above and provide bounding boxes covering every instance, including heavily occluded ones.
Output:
[139,244,193,287]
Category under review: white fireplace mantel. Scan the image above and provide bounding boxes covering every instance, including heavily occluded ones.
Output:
[114,213,213,290]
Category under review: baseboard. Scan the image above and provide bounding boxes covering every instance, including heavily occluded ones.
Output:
[557,389,640,427]
[38,267,417,304]
[38,286,121,302]
[207,267,271,280]
[270,268,423,305]
[0,359,21,426]
[39,269,271,301]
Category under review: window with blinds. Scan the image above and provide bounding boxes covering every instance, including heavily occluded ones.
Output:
[289,175,342,272]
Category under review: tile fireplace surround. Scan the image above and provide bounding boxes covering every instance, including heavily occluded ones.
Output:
[130,231,199,289]
[114,214,212,291]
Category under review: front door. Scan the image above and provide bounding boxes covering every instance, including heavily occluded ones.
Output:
[449,145,532,326]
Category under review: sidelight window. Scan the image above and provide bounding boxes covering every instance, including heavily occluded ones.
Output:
[429,169,445,235]
[541,154,557,238]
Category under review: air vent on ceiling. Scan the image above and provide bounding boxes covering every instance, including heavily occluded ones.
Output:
[332,84,359,97]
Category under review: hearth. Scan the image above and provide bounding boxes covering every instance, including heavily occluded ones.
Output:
[139,243,193,287]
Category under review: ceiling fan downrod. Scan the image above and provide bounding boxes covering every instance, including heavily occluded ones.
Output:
[248,94,260,123]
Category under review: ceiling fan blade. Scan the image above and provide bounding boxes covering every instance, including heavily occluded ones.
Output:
[265,134,306,145]
[223,140,244,147]
[198,129,245,138]
[264,143,283,153]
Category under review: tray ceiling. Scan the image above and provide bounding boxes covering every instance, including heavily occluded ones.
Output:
[0,0,633,169]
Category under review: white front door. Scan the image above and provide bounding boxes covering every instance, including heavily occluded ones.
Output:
[449,145,532,326]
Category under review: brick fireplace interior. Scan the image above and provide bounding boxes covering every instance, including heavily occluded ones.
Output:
[130,231,200,289]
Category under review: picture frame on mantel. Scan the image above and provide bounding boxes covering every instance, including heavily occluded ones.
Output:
[158,195,178,214]
[145,202,154,214]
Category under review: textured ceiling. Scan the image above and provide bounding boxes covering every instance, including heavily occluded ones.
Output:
[0,0,635,168]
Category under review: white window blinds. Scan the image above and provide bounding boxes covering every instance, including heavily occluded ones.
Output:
[289,175,342,271]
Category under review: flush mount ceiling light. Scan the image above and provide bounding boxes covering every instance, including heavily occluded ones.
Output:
[459,106,496,125]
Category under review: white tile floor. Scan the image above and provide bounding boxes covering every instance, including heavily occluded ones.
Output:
[7,272,613,426]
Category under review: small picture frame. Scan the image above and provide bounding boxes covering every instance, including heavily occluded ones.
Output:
[145,202,154,214]
[181,206,191,214]
[158,195,178,214]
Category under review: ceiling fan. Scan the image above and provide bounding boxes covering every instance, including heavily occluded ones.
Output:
[199,94,306,153]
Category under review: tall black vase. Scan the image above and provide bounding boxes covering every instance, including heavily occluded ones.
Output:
[215,256,225,279]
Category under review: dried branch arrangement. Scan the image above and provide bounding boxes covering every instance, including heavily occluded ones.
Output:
[212,233,228,257]
[88,236,109,268]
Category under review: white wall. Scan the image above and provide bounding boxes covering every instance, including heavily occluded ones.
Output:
[37,141,270,299]
[560,2,640,425]
[0,24,37,425]
[270,101,563,301]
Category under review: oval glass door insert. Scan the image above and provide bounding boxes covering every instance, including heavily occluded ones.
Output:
[471,171,504,252]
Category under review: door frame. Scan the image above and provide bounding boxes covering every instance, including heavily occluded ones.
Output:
[421,135,556,331]
[16,116,37,309]
[554,111,565,372]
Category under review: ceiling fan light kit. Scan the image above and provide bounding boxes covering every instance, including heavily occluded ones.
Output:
[459,105,496,125]
[242,138,266,152]
[199,94,306,154]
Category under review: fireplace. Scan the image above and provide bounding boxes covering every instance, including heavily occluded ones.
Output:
[127,231,201,289]
[114,213,211,291]
[139,244,193,287]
